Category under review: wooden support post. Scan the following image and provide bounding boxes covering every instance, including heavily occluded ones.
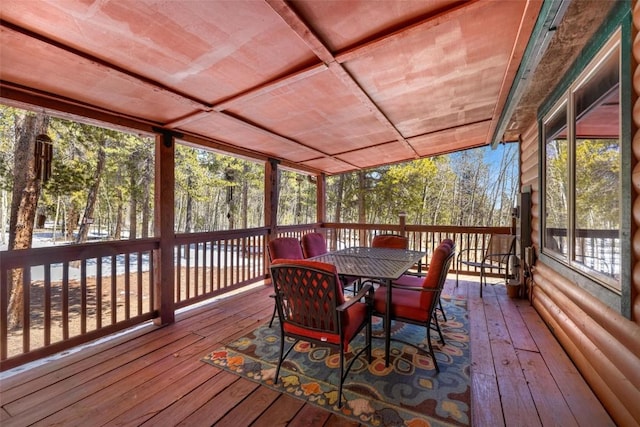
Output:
[153,130,176,325]
[399,211,407,237]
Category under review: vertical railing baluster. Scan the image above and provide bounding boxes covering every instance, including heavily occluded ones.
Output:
[81,259,87,334]
[111,255,117,324]
[137,252,143,316]
[125,253,130,320]
[96,257,102,329]
[216,240,222,291]
[194,242,199,297]
[224,240,229,289]
[176,245,182,302]
[22,268,30,353]
[148,251,154,313]
[209,240,215,292]
[185,243,191,300]
[1,268,7,361]
[62,262,69,340]
[44,264,51,346]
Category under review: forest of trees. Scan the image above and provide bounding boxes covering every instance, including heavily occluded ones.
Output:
[0,106,519,250]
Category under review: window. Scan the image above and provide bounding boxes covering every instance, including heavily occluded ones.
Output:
[542,32,621,293]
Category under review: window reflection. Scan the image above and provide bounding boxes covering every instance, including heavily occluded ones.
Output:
[544,105,568,259]
[573,49,620,280]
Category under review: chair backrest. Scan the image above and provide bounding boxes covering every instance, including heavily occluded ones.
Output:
[301,232,328,258]
[485,234,516,263]
[441,238,455,250]
[371,234,408,249]
[270,259,345,334]
[419,242,455,307]
[268,237,304,261]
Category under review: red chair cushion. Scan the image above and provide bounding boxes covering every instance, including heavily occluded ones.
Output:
[301,233,328,258]
[268,237,303,260]
[283,301,368,347]
[371,235,408,249]
[373,286,434,323]
[374,243,451,322]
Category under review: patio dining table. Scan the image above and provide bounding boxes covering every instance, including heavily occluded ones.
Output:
[310,246,426,367]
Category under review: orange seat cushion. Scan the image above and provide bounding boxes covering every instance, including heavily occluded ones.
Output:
[373,286,433,323]
[283,300,368,347]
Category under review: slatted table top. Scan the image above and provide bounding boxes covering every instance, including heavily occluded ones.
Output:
[310,247,425,280]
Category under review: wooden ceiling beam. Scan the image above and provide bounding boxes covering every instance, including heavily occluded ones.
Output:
[0,20,208,111]
[212,63,327,111]
[334,0,484,63]
[485,0,543,145]
[1,19,345,169]
[213,110,361,169]
[265,0,419,158]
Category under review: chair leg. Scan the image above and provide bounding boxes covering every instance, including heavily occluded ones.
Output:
[431,314,445,345]
[269,303,277,327]
[426,321,440,372]
[338,343,345,408]
[437,297,447,322]
[274,329,285,384]
[365,311,372,363]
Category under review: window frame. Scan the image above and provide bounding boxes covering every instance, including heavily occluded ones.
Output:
[538,6,632,317]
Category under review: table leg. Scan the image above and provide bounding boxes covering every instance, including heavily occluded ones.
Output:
[385,278,391,367]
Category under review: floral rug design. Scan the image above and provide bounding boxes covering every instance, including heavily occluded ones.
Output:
[202,296,470,427]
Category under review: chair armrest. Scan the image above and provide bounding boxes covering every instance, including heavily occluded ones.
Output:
[359,278,386,287]
[457,247,484,258]
[483,252,513,263]
[337,283,373,312]
[389,284,439,293]
[402,270,426,277]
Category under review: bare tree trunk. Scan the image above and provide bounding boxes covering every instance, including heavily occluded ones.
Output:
[0,189,7,244]
[52,195,61,243]
[76,147,106,243]
[7,113,49,328]
[141,155,152,238]
[113,196,124,239]
[242,164,249,230]
[334,175,344,223]
[65,203,80,240]
[129,191,137,239]
[358,171,366,244]
[185,192,193,232]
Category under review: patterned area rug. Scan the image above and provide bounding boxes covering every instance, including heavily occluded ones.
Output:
[202,296,470,427]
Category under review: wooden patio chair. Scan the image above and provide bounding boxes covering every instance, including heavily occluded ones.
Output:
[267,237,304,327]
[370,241,455,372]
[270,259,373,408]
[455,233,516,297]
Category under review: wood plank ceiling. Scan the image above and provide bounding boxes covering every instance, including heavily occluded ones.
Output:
[0,0,542,175]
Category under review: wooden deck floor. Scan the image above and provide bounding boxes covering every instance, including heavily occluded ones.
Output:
[0,277,615,426]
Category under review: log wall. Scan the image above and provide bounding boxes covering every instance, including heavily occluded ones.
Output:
[520,7,640,423]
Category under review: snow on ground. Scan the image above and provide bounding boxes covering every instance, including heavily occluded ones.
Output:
[1,228,258,282]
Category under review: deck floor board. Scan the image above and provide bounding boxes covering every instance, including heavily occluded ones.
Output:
[0,278,614,426]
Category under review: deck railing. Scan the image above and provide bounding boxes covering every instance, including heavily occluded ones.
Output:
[1,223,509,371]
[323,223,512,273]
[173,227,270,309]
[0,239,160,370]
